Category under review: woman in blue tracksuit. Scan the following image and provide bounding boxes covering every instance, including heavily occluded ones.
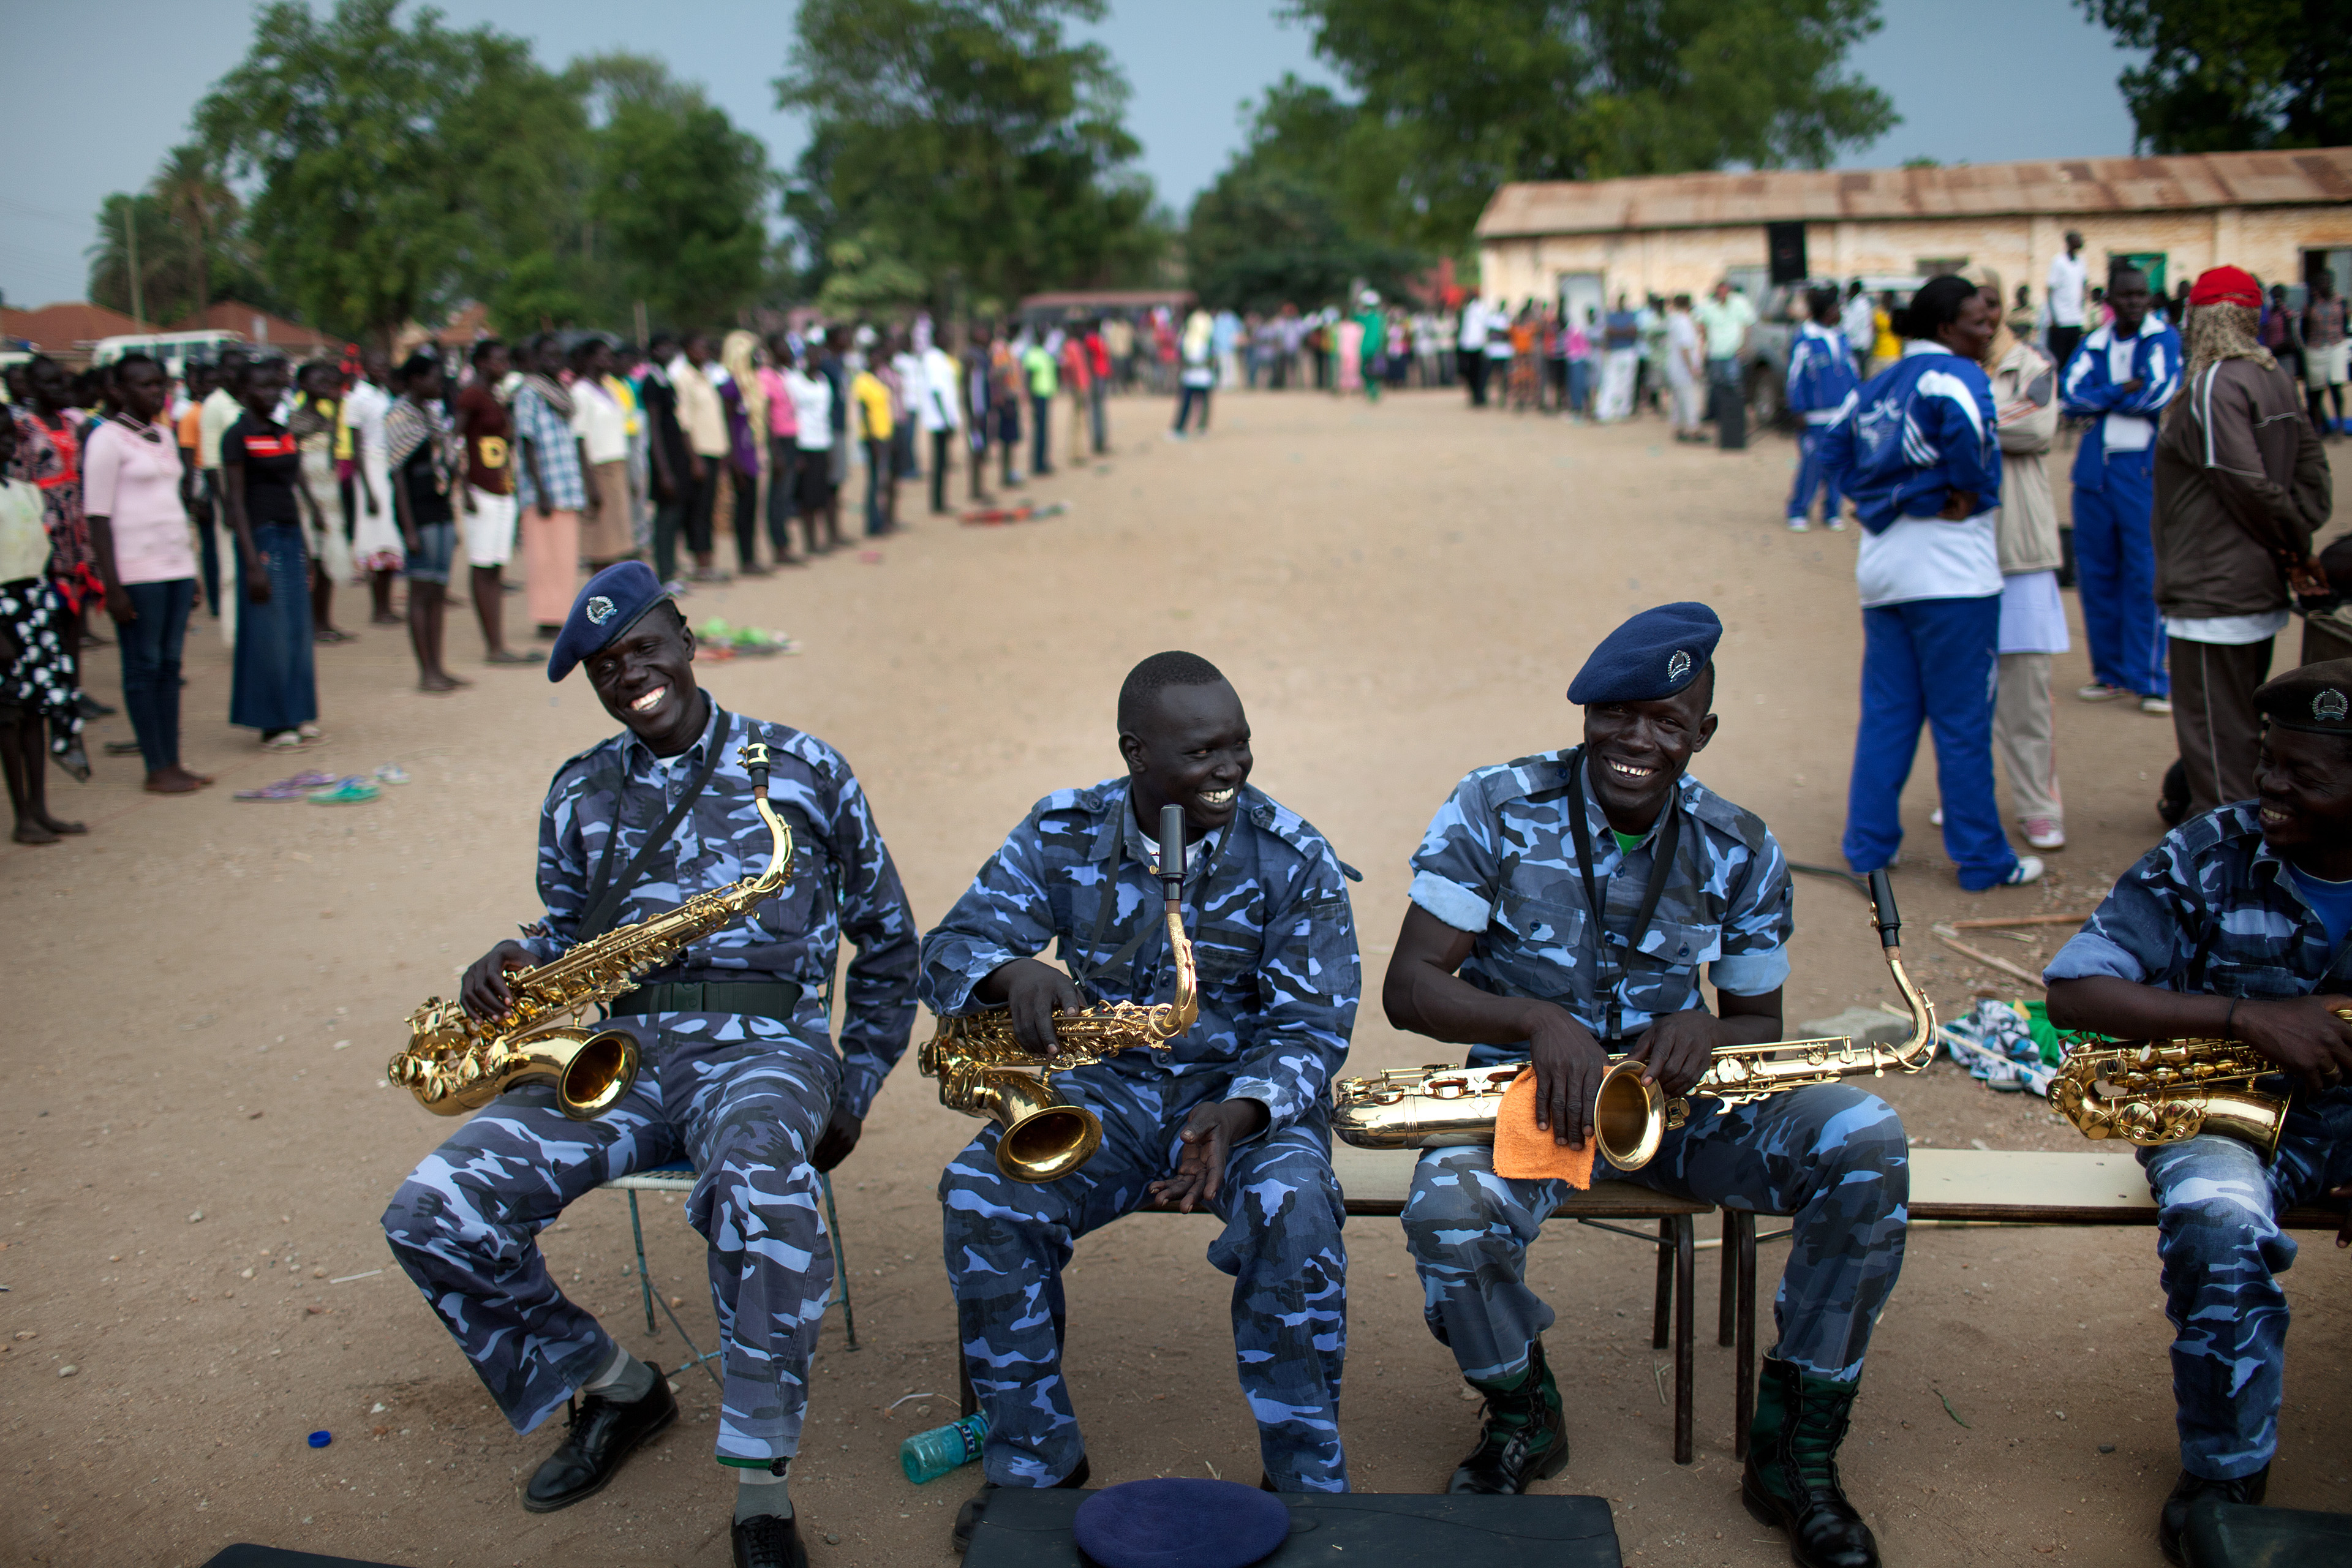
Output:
[1822,275,2044,892]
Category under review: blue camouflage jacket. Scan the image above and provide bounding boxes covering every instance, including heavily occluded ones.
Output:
[1410,752,1792,1047]
[518,701,919,1118]
[2045,802,2346,997]
[919,778,1360,1133]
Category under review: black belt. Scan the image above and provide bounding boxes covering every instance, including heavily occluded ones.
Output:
[608,979,804,1019]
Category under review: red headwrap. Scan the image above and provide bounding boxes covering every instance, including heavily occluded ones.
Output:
[2188,266,2262,311]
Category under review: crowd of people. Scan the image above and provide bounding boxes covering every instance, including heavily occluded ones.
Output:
[0,313,1137,845]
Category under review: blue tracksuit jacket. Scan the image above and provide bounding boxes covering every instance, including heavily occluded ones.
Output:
[2061,317,2181,486]
[1818,345,2000,535]
[1785,322,1861,426]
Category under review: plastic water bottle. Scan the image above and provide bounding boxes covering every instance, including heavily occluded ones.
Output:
[900,1411,988,1484]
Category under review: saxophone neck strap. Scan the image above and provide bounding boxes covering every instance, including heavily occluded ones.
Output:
[578,703,732,943]
[1564,745,1682,1043]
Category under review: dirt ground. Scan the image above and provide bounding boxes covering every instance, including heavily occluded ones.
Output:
[6,387,2349,1568]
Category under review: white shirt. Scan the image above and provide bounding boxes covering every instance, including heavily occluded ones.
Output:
[342,379,391,473]
[1457,300,1488,350]
[2047,252,2088,328]
[919,348,962,432]
[569,378,630,465]
[1999,570,2071,655]
[1844,302,1875,355]
[784,370,834,452]
[2165,610,2292,646]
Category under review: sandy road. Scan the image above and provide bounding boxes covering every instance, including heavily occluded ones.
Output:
[4,386,2347,1567]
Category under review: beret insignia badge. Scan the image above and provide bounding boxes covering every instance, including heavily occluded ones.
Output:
[586,595,616,625]
[2315,688,2348,723]
[1667,649,1692,682]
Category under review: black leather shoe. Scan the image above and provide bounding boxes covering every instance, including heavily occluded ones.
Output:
[951,1455,1090,1553]
[2158,1465,2267,1566]
[1740,1357,1878,1568]
[732,1511,808,1568]
[520,1378,677,1513]
[1447,1339,1569,1494]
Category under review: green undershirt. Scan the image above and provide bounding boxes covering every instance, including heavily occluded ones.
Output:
[1611,829,1644,856]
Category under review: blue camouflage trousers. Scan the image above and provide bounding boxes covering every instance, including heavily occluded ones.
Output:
[381,1013,839,1465]
[940,1082,1350,1491]
[2141,1085,2352,1480]
[1403,1083,1907,1384]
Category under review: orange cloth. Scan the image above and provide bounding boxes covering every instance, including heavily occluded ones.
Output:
[1492,1067,1597,1187]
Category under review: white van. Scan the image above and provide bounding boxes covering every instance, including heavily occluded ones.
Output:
[91,330,246,380]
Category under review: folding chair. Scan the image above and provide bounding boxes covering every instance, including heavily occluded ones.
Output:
[605,1163,861,1389]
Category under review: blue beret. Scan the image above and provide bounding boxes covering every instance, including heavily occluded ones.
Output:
[1072,1479,1289,1568]
[546,562,670,682]
[1566,601,1722,705]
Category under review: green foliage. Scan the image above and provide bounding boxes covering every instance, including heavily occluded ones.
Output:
[88,160,279,327]
[588,86,775,330]
[777,0,1166,309]
[1185,165,1420,313]
[185,2,775,347]
[2077,0,2351,153]
[1276,0,1897,247]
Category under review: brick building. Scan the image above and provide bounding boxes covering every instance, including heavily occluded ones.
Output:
[1476,148,2352,317]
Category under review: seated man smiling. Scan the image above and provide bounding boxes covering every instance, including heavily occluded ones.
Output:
[1385,603,1907,1568]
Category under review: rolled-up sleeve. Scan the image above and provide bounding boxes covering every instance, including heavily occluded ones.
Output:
[2042,843,2195,987]
[1709,829,1793,997]
[1408,778,1500,933]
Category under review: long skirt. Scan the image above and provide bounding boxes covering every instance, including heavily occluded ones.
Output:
[0,575,81,754]
[522,507,581,627]
[230,523,317,734]
[350,459,404,572]
[579,464,634,563]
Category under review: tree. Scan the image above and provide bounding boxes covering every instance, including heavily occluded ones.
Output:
[149,144,239,319]
[582,58,775,330]
[1278,0,1896,247]
[1186,164,1420,313]
[777,0,1166,310]
[195,0,582,345]
[2077,0,2351,153]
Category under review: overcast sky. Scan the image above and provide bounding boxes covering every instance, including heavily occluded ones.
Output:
[0,0,2145,311]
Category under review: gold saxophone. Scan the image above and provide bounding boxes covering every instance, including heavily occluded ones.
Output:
[387,741,794,1120]
[1333,870,1937,1171]
[920,803,1197,1183]
[2050,1030,2313,1157]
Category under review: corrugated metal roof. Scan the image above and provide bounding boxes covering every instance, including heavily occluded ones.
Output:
[1477,148,2352,238]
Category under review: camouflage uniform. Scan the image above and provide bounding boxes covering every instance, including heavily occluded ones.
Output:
[2047,801,2352,1480]
[921,779,1360,1491]
[382,703,918,1466]
[1399,751,1909,1383]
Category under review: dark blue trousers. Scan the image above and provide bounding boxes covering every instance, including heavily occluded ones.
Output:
[1843,594,2016,889]
[2072,449,2166,696]
[1030,394,1053,474]
[118,578,194,771]
[1787,426,1844,524]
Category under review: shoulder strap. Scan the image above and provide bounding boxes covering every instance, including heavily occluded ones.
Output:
[1563,745,1683,1041]
[575,706,730,943]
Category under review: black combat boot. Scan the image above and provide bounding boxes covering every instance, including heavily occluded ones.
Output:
[2158,1464,2267,1566]
[1447,1338,1569,1494]
[1740,1355,1879,1568]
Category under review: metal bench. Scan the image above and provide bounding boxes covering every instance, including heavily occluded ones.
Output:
[604,1163,861,1389]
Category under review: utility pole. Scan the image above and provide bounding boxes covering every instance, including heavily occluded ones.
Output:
[634,299,649,351]
[123,205,146,329]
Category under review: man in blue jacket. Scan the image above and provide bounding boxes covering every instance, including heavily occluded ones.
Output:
[1784,287,1861,531]
[2062,267,2182,713]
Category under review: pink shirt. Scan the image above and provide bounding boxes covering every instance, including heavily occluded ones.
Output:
[758,367,797,440]
[83,420,196,585]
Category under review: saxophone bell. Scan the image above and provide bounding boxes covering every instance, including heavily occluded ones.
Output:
[1593,1057,1668,1170]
